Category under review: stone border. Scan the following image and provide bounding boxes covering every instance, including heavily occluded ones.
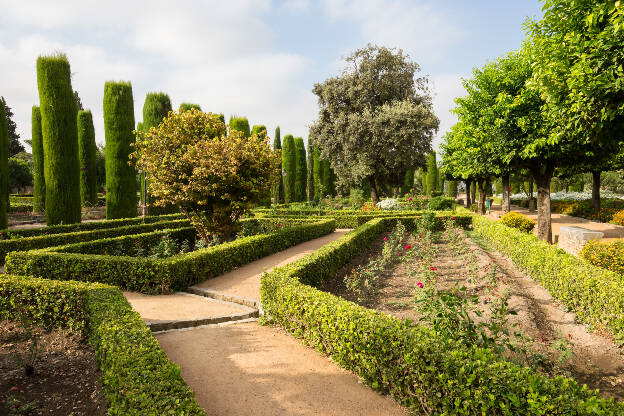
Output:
[186,286,260,309]
[146,309,259,332]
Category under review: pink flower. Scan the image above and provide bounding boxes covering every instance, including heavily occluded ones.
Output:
[408,197,413,201]
[452,217,455,220]
[416,282,424,288]
[404,244,412,250]
[383,237,387,241]
[430,267,437,271]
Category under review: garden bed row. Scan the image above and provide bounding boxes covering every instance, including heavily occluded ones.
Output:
[261,216,624,415]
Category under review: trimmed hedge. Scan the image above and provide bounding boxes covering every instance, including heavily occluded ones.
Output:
[0,275,204,414]
[77,110,98,206]
[261,218,624,414]
[37,54,81,225]
[0,213,184,240]
[0,218,189,264]
[8,202,33,213]
[7,220,337,294]
[470,213,624,345]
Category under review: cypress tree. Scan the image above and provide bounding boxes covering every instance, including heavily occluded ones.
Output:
[143,92,172,130]
[229,116,251,137]
[282,134,296,203]
[272,126,285,204]
[320,159,332,197]
[0,98,8,229]
[306,137,314,201]
[179,103,201,112]
[77,110,98,206]
[31,106,45,213]
[313,146,321,200]
[401,169,414,195]
[36,54,81,225]
[294,137,307,201]
[446,180,458,197]
[425,152,437,196]
[103,81,137,219]
[251,125,267,135]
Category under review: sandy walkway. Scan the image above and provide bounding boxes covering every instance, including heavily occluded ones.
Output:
[156,322,405,416]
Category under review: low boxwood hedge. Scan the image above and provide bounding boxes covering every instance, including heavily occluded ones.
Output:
[7,220,337,293]
[8,202,34,213]
[0,218,190,264]
[470,212,624,345]
[261,218,624,414]
[0,275,204,414]
[0,213,185,239]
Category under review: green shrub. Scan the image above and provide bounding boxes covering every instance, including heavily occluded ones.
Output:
[471,212,624,344]
[425,152,438,195]
[8,157,32,191]
[261,217,624,414]
[0,275,203,414]
[31,106,44,213]
[7,220,336,293]
[446,179,458,197]
[142,92,172,129]
[306,137,314,201]
[0,218,188,264]
[579,239,624,275]
[77,110,98,206]
[251,124,266,135]
[228,116,251,137]
[36,54,81,225]
[103,81,137,219]
[272,126,285,204]
[179,103,201,112]
[282,134,296,203]
[294,137,307,202]
[499,212,535,233]
[0,100,8,229]
[427,195,453,210]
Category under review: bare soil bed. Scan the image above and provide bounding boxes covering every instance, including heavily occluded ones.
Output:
[323,226,624,400]
[0,320,107,415]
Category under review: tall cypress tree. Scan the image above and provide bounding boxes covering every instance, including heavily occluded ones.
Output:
[425,152,438,196]
[31,106,45,213]
[229,116,251,137]
[251,125,267,136]
[272,126,285,204]
[320,159,332,197]
[282,134,296,203]
[313,146,321,199]
[401,169,415,195]
[179,103,201,112]
[36,54,81,225]
[446,180,458,198]
[306,137,314,201]
[294,137,307,202]
[0,98,8,229]
[103,81,137,219]
[77,110,98,206]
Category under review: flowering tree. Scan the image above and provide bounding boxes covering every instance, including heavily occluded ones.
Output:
[132,109,280,243]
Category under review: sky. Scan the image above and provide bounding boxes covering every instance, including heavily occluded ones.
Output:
[0,0,543,153]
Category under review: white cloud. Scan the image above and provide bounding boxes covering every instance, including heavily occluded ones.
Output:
[429,74,466,152]
[279,0,311,13]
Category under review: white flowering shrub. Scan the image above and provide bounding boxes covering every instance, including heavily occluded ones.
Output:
[500,191,623,201]
[376,198,401,210]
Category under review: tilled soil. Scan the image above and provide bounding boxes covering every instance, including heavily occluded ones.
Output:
[324,230,624,400]
[0,320,107,415]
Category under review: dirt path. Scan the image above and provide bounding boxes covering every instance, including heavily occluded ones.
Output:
[126,229,406,415]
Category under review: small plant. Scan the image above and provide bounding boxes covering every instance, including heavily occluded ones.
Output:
[499,212,535,233]
[416,210,437,234]
[150,232,180,258]
[348,188,366,209]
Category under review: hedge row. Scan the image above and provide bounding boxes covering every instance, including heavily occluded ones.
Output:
[0,213,185,239]
[0,218,189,264]
[470,212,624,344]
[7,220,337,294]
[261,218,624,415]
[0,275,204,414]
[8,203,34,213]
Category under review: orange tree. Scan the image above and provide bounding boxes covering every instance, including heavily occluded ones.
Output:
[132,109,280,243]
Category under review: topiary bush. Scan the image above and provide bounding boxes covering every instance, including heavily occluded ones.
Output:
[294,137,307,202]
[31,106,45,213]
[179,103,201,112]
[499,212,535,233]
[36,54,81,225]
[251,125,267,136]
[228,116,251,137]
[77,110,98,206]
[282,134,296,203]
[103,81,137,219]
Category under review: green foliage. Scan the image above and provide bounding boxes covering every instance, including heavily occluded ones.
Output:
[282,134,296,203]
[142,92,172,130]
[77,110,98,206]
[262,217,624,414]
[7,158,32,191]
[0,276,204,414]
[499,212,536,233]
[579,240,624,276]
[228,116,251,138]
[426,195,453,210]
[0,99,7,229]
[31,106,44,212]
[294,137,307,202]
[310,45,437,200]
[179,103,201,112]
[306,136,314,201]
[400,169,414,195]
[103,81,137,219]
[251,125,267,136]
[472,212,624,345]
[1,99,24,157]
[36,54,81,225]
[8,220,336,294]
[425,152,438,195]
[348,188,366,209]
[272,126,285,204]
[446,179,458,197]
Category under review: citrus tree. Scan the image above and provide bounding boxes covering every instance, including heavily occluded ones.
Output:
[132,109,280,243]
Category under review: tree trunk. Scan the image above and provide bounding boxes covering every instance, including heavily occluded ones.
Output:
[534,165,554,243]
[470,182,476,206]
[528,177,535,211]
[502,174,510,215]
[369,177,379,205]
[592,171,601,212]
[393,186,399,198]
[477,179,486,215]
[465,180,472,207]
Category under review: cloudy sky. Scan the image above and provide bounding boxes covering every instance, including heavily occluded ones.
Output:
[0,0,542,152]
